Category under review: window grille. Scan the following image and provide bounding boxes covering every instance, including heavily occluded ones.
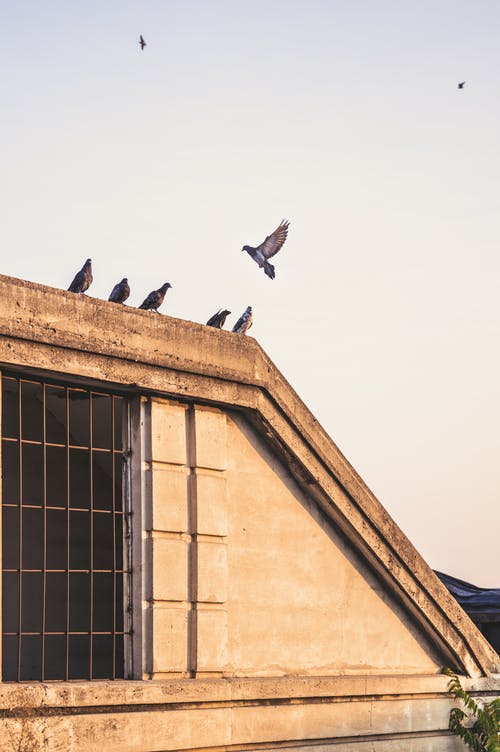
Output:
[1,374,130,681]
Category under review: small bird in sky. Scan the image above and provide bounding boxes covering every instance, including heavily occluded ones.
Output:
[139,35,146,50]
[458,81,466,89]
[108,278,130,304]
[242,220,290,280]
[232,306,253,334]
[138,282,172,312]
[68,259,93,294]
[206,309,231,329]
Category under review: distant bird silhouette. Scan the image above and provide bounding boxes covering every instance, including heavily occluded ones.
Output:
[139,35,146,50]
[68,259,93,294]
[108,278,130,304]
[458,81,466,89]
[206,309,231,328]
[242,220,289,280]
[138,282,172,312]
[232,306,253,334]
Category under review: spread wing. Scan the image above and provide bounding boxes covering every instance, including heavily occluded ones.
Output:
[256,220,289,260]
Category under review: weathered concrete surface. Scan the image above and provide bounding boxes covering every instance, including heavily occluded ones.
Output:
[0,273,495,678]
[1,273,500,750]
[0,675,497,751]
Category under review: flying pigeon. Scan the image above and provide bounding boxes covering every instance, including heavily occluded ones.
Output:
[458,81,466,89]
[232,306,253,334]
[242,219,290,280]
[68,258,93,294]
[206,309,231,329]
[108,278,130,304]
[138,282,172,312]
[139,35,146,50]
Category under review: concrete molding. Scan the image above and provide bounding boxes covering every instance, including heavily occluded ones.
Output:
[0,274,498,678]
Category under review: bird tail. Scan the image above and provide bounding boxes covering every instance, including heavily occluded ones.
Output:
[264,261,275,280]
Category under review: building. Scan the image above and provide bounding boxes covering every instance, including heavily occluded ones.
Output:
[436,571,500,656]
[0,273,499,751]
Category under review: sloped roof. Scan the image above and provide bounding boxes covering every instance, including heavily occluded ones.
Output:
[0,273,498,678]
[436,571,500,617]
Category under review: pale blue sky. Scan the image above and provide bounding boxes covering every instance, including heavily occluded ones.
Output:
[2,1,499,585]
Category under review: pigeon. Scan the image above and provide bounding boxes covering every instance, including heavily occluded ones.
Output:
[138,282,172,312]
[108,278,130,304]
[242,219,290,280]
[140,35,146,50]
[68,259,93,294]
[232,306,253,334]
[206,309,231,328]
[458,81,466,89]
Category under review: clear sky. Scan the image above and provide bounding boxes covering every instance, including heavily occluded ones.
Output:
[2,1,499,585]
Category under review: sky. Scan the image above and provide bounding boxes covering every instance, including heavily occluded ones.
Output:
[1,1,499,586]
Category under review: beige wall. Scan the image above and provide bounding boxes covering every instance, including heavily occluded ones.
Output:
[145,399,441,679]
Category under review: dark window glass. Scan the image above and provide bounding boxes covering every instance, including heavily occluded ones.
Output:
[93,451,113,510]
[45,573,67,632]
[21,382,43,442]
[22,507,44,570]
[2,440,20,504]
[2,377,19,439]
[92,394,112,449]
[22,442,44,506]
[69,448,90,508]
[69,573,91,632]
[114,454,123,512]
[2,572,19,633]
[2,635,18,681]
[113,397,124,449]
[115,635,124,678]
[2,375,128,682]
[46,510,67,570]
[68,635,90,680]
[45,385,66,445]
[94,513,114,570]
[44,635,66,680]
[115,574,124,632]
[2,507,20,569]
[20,636,42,681]
[69,390,89,447]
[92,635,113,679]
[115,515,124,570]
[21,572,43,632]
[69,511,91,570]
[93,573,114,632]
[46,445,67,507]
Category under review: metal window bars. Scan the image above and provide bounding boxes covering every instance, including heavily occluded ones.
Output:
[1,373,131,681]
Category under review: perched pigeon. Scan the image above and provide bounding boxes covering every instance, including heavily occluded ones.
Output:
[138,282,172,312]
[139,35,146,50]
[108,278,130,304]
[458,81,466,89]
[232,306,253,334]
[68,259,93,294]
[206,309,231,329]
[242,219,290,280]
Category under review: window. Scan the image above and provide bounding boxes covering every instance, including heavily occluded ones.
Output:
[1,374,130,681]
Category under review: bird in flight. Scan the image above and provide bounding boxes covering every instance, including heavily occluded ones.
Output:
[139,35,146,50]
[232,306,253,334]
[108,278,130,304]
[458,81,466,89]
[242,219,290,280]
[138,282,172,312]
[68,259,93,294]
[206,309,231,329]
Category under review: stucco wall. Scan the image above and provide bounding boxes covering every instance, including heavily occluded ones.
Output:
[224,413,441,676]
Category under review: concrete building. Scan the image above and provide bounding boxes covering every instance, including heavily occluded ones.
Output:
[0,273,499,751]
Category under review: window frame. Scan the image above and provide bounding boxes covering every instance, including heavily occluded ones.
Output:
[0,368,135,682]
